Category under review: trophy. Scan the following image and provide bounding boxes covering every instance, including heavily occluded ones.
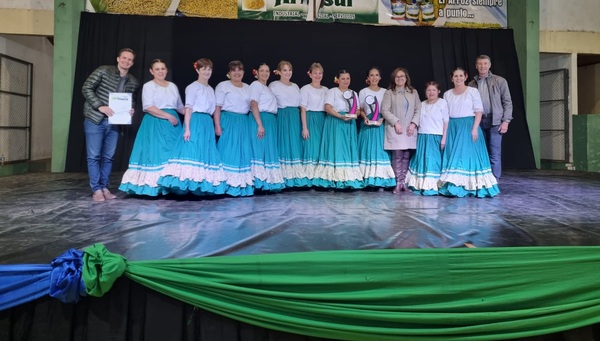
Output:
[365,95,381,126]
[342,90,358,119]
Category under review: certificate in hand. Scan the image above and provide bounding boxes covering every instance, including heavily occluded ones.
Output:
[108,92,132,125]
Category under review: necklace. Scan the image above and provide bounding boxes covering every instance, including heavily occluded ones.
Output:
[423,99,437,114]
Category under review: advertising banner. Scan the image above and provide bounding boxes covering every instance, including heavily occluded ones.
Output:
[378,0,507,28]
[86,0,507,28]
[238,0,379,24]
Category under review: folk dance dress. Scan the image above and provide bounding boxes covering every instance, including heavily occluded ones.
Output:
[357,87,396,188]
[119,80,183,196]
[300,83,328,184]
[269,81,310,187]
[312,88,364,189]
[439,87,500,197]
[215,80,255,197]
[248,80,285,191]
[157,81,228,195]
[407,98,449,195]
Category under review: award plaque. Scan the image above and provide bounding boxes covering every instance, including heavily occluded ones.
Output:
[365,95,381,126]
[342,90,358,119]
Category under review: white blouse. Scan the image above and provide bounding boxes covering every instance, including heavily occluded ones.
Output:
[185,81,215,115]
[142,81,183,111]
[418,98,449,135]
[325,87,359,113]
[269,80,301,108]
[443,87,483,118]
[215,80,251,114]
[358,87,386,119]
[249,80,278,114]
[300,84,328,111]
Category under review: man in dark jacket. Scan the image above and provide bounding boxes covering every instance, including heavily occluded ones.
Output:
[468,55,512,180]
[82,48,140,202]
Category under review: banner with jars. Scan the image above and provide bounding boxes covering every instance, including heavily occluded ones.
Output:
[86,0,507,28]
[379,0,507,28]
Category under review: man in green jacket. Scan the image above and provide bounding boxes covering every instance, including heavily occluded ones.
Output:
[82,48,140,202]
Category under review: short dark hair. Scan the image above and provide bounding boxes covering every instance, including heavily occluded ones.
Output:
[424,81,440,93]
[118,48,135,58]
[150,59,166,68]
[228,60,244,71]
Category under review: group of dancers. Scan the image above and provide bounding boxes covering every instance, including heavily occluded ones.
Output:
[116,58,499,198]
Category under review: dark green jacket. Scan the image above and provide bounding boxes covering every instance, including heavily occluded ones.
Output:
[82,65,140,124]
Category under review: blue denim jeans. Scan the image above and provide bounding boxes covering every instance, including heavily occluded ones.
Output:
[84,118,119,192]
[479,115,503,179]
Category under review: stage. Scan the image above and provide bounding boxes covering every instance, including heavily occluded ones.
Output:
[2,169,600,340]
[1,169,600,265]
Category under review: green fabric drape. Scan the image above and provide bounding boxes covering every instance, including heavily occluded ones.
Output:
[83,243,126,297]
[84,246,600,340]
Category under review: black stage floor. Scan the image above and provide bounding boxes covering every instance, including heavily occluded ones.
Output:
[1,169,600,266]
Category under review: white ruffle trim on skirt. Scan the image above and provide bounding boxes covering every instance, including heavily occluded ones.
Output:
[160,162,227,185]
[406,171,441,191]
[439,170,497,190]
[359,163,396,180]
[313,164,363,182]
[251,161,285,184]
[121,166,164,187]
[280,162,308,180]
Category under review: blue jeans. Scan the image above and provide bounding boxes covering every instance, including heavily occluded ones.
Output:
[480,116,502,179]
[84,118,119,192]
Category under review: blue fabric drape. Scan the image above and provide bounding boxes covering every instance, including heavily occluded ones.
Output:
[0,248,85,311]
[0,264,51,311]
[49,248,86,303]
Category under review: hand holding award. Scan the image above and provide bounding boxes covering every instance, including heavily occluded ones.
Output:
[365,95,381,126]
[342,90,358,119]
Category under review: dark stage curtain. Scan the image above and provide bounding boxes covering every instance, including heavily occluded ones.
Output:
[0,277,328,341]
[65,12,535,173]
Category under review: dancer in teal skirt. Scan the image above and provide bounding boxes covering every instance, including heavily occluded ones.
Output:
[119,59,184,196]
[248,63,285,191]
[439,68,499,198]
[214,60,255,197]
[407,81,449,195]
[157,58,228,195]
[312,70,363,189]
[269,60,310,188]
[357,67,396,190]
[300,62,328,185]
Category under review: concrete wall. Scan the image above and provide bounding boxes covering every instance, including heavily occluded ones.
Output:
[540,1,600,32]
[0,1,55,175]
[0,1,53,36]
[0,35,54,161]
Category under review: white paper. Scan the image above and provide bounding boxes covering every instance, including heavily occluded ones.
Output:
[108,92,132,125]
